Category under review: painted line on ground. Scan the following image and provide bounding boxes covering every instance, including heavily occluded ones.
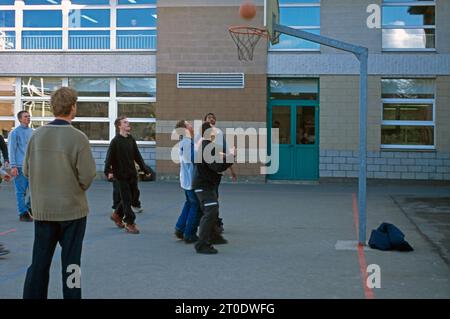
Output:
[352,193,375,300]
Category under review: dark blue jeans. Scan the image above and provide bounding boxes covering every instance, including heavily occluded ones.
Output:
[23,217,87,299]
[175,189,200,240]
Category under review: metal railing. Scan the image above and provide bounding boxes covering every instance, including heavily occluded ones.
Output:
[22,35,62,50]
[69,35,110,50]
[116,34,157,50]
[0,34,157,50]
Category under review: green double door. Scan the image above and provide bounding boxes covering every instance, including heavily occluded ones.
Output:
[268,100,319,180]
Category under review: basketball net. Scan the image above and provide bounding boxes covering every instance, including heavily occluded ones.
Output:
[229,26,268,61]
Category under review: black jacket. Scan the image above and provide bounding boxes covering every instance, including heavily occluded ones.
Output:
[104,134,150,181]
[0,135,8,165]
[192,140,234,190]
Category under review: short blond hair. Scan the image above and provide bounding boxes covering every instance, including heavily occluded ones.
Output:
[50,87,78,117]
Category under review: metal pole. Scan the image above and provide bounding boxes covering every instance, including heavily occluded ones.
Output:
[357,49,368,245]
[273,24,369,245]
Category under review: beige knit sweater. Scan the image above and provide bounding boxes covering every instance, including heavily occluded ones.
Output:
[23,124,97,221]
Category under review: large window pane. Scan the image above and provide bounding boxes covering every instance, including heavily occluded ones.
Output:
[24,0,61,4]
[69,30,110,49]
[129,122,155,142]
[272,106,291,144]
[0,78,15,96]
[116,30,156,49]
[23,10,62,28]
[69,78,109,97]
[296,107,315,145]
[0,120,14,138]
[0,101,14,116]
[23,100,53,117]
[381,79,435,99]
[280,7,320,26]
[382,28,435,49]
[72,122,109,140]
[271,30,320,50]
[22,77,62,97]
[22,31,62,49]
[118,102,155,118]
[0,10,14,28]
[382,6,435,26]
[117,78,156,97]
[117,8,157,28]
[76,102,108,117]
[118,0,156,4]
[381,125,434,146]
[69,9,110,28]
[30,120,49,130]
[383,103,433,121]
[270,79,319,100]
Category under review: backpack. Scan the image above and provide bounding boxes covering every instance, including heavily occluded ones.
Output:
[368,222,414,251]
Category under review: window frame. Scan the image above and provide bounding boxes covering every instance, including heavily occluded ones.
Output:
[0,1,157,51]
[380,78,436,150]
[381,0,436,52]
[0,77,156,145]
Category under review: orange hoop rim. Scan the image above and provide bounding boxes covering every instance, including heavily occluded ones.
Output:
[228,26,269,39]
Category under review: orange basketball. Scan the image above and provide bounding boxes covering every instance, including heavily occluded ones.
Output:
[239,1,257,20]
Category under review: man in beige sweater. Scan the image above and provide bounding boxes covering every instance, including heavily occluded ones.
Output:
[23,87,96,299]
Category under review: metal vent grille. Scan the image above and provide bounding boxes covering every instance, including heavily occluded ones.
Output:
[177,73,245,89]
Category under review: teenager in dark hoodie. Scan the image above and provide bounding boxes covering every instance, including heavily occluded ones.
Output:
[193,122,236,254]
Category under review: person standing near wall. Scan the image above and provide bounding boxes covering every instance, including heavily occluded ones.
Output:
[174,120,201,243]
[193,122,236,254]
[105,116,152,234]
[8,111,33,222]
[23,87,97,299]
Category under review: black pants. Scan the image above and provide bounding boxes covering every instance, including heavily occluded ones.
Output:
[112,179,141,210]
[116,177,139,225]
[23,217,87,299]
[195,189,219,250]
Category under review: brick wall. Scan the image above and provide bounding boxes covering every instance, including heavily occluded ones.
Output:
[319,150,450,180]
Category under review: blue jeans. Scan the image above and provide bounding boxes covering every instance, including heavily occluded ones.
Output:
[14,167,31,215]
[175,189,200,240]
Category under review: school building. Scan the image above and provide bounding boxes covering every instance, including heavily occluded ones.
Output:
[0,0,449,181]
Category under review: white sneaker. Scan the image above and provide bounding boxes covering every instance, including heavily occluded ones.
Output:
[131,206,143,214]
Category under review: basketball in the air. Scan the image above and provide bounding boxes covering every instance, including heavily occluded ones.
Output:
[239,1,257,20]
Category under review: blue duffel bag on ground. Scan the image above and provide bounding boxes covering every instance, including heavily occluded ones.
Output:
[368,222,414,251]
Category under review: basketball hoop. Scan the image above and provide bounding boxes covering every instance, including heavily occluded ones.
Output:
[229,26,269,61]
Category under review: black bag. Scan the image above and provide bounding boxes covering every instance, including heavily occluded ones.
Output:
[368,222,414,252]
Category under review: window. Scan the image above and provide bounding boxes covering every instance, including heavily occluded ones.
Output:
[270,0,320,51]
[0,77,15,138]
[116,78,156,142]
[382,0,436,50]
[23,0,62,4]
[381,78,435,149]
[269,79,319,100]
[0,10,14,27]
[23,10,62,49]
[2,77,156,143]
[21,77,62,129]
[69,9,110,49]
[116,7,157,49]
[0,1,157,50]
[118,0,156,4]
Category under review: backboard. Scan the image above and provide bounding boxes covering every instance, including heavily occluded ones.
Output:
[265,0,279,45]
